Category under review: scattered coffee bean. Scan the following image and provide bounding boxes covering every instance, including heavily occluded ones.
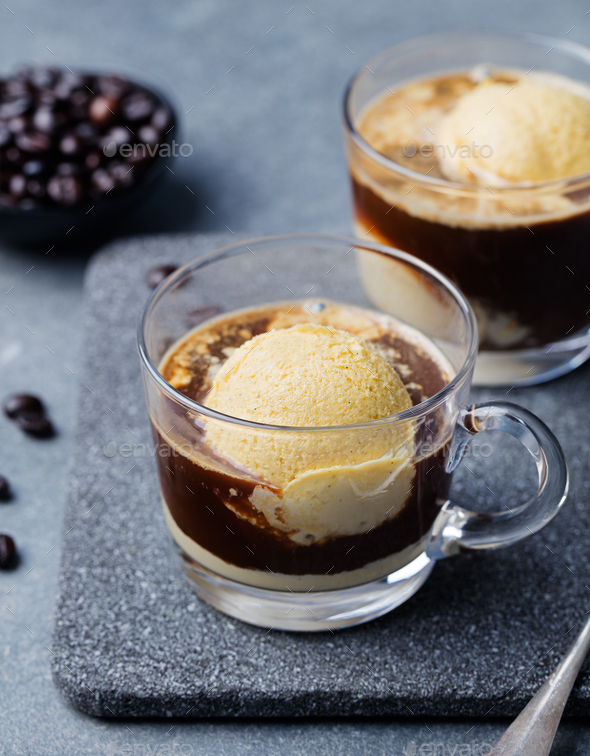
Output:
[0,475,10,501]
[0,66,175,210]
[0,534,16,569]
[15,410,54,437]
[147,264,177,289]
[3,393,44,418]
[186,305,222,327]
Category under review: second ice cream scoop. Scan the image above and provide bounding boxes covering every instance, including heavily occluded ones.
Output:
[438,77,590,184]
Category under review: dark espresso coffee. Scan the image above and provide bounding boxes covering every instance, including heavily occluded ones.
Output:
[154,301,454,591]
[351,71,590,351]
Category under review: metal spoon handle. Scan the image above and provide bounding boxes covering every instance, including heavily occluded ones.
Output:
[491,616,590,755]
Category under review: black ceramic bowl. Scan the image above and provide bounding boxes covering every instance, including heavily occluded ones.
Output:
[0,68,177,245]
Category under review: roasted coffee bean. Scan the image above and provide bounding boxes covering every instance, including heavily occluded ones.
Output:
[70,89,89,108]
[106,125,131,146]
[22,160,44,176]
[56,162,80,176]
[0,476,11,501]
[0,534,16,569]
[15,410,53,437]
[147,264,177,289]
[138,124,159,145]
[75,122,97,141]
[0,95,30,119]
[109,161,134,187]
[122,91,154,121]
[9,174,26,197]
[89,95,118,125]
[152,106,172,131]
[5,78,29,96]
[0,124,10,147]
[97,75,129,98]
[7,116,26,134]
[3,393,44,418]
[59,132,82,155]
[28,66,58,89]
[5,146,21,163]
[37,90,57,108]
[26,179,46,198]
[15,131,51,153]
[32,107,55,132]
[85,151,101,170]
[47,174,83,205]
[186,305,223,327]
[90,169,115,193]
[54,73,87,99]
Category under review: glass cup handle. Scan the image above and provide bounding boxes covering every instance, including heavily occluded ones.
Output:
[426,401,569,560]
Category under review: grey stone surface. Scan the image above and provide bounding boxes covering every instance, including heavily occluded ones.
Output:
[52,232,590,720]
[1,0,590,752]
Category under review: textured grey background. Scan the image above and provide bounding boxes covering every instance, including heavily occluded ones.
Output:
[1,0,590,753]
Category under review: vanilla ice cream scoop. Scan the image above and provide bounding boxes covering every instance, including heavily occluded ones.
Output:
[207,323,410,430]
[438,78,590,184]
[205,324,415,543]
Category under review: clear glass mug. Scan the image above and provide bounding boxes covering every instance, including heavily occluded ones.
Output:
[138,234,568,631]
[343,30,590,387]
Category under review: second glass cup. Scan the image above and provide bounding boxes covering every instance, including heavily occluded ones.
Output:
[138,235,568,631]
[343,30,590,386]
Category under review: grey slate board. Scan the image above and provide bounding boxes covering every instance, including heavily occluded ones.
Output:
[52,232,590,719]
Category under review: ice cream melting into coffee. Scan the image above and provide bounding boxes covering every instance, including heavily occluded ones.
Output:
[205,323,414,543]
[156,300,452,589]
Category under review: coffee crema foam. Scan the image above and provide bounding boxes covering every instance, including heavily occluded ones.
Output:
[354,68,590,230]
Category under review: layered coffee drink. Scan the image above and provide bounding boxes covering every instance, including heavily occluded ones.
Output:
[348,67,590,350]
[154,301,454,592]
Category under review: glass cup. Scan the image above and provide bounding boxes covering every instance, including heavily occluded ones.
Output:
[343,30,590,386]
[138,234,568,631]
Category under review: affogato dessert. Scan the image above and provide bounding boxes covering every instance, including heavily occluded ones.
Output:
[348,67,590,350]
[154,300,454,592]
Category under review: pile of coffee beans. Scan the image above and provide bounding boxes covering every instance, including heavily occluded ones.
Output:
[3,393,54,437]
[0,67,174,210]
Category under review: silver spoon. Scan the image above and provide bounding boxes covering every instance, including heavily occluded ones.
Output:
[490,614,590,755]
